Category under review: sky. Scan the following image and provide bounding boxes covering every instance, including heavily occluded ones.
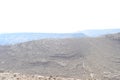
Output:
[0,0,120,33]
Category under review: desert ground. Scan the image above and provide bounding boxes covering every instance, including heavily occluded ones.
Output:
[0,33,120,80]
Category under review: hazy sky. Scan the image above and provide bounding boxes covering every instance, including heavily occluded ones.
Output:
[0,0,120,33]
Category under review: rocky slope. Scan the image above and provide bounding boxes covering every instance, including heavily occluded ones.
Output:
[0,33,120,79]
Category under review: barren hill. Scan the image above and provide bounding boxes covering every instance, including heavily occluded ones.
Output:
[0,33,120,80]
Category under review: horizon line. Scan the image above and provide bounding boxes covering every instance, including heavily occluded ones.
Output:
[0,28,120,34]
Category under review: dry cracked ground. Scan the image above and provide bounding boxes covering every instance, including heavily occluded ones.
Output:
[0,33,120,80]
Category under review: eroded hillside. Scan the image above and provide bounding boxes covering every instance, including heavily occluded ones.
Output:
[0,33,120,79]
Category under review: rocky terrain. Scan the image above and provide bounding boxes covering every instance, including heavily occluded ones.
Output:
[0,33,120,80]
[0,71,114,80]
[0,72,82,80]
